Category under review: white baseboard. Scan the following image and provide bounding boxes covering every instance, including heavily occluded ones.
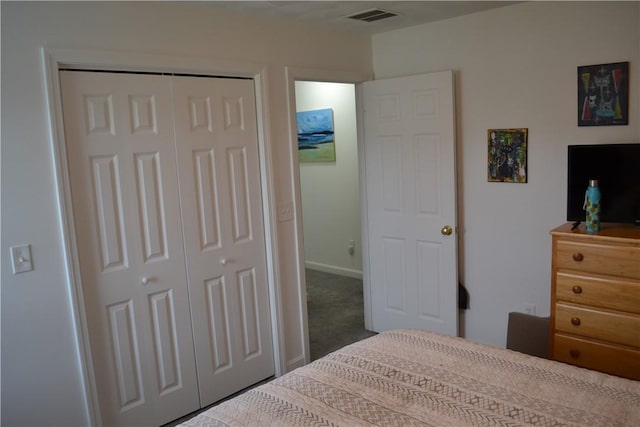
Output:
[304,260,363,279]
[286,355,306,373]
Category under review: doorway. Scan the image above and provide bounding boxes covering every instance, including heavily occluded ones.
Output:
[294,81,374,360]
[44,46,285,426]
[290,71,459,365]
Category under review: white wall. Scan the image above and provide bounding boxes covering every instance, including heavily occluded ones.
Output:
[0,2,371,425]
[372,1,640,347]
[295,82,362,278]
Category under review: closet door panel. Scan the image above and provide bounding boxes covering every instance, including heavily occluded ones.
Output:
[192,149,222,250]
[61,71,199,427]
[134,151,167,262]
[172,76,274,406]
[91,154,128,272]
[227,146,252,242]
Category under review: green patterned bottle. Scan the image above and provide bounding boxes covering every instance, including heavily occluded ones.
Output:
[584,179,601,233]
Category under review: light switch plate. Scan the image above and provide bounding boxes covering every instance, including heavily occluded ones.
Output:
[11,244,33,274]
[277,201,294,222]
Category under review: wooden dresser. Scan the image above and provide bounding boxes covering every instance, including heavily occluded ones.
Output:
[550,223,640,380]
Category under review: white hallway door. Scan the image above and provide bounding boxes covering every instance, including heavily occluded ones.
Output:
[362,71,458,336]
[61,71,273,426]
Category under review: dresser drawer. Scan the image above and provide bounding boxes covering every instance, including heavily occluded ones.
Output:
[556,271,640,314]
[554,333,640,380]
[556,240,640,279]
[555,303,640,347]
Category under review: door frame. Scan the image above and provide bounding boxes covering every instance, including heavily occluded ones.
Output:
[284,66,372,364]
[43,47,284,426]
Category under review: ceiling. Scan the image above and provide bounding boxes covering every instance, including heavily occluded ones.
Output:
[208,1,520,35]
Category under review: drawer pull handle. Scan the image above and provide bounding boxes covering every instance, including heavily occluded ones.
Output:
[569,349,580,359]
[571,317,581,326]
[572,285,583,294]
[572,253,584,262]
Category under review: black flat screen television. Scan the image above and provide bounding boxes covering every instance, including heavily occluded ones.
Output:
[567,143,640,225]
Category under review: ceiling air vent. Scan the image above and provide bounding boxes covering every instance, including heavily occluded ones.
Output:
[347,9,398,23]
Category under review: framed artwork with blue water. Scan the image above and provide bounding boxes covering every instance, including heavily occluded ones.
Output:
[297,108,336,163]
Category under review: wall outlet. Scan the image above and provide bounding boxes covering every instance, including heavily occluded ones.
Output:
[523,304,536,316]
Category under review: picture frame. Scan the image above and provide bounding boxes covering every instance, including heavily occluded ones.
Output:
[297,108,336,163]
[578,61,629,126]
[487,128,528,183]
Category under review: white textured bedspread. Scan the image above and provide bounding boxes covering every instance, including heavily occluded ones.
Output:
[180,329,640,426]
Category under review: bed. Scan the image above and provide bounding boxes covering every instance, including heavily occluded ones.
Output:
[179,329,640,426]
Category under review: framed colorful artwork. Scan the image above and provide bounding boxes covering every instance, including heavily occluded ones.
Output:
[578,62,628,126]
[297,108,336,163]
[487,128,528,183]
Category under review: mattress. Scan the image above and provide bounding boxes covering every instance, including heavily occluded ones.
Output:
[180,329,640,426]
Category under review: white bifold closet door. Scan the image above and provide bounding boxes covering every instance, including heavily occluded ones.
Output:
[60,70,273,427]
[171,76,274,405]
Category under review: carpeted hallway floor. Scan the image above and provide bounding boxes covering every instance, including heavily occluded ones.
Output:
[305,268,377,361]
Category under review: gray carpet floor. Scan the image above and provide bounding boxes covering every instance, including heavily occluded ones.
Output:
[306,268,377,361]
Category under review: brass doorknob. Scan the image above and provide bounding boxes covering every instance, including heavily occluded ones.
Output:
[441,225,453,236]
